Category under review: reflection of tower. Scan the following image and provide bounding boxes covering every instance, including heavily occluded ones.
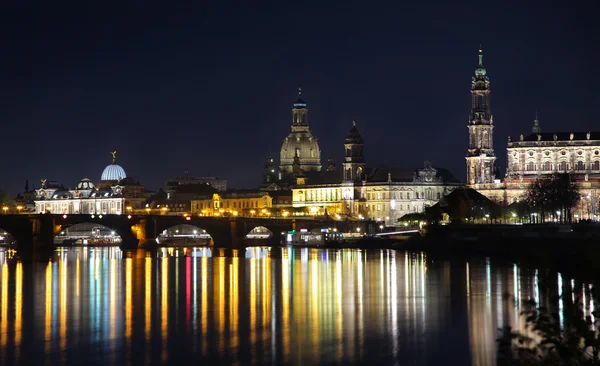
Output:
[466,47,496,186]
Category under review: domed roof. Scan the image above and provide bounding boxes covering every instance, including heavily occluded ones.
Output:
[474,48,487,77]
[101,164,127,181]
[280,130,322,173]
[77,178,96,190]
[346,121,364,144]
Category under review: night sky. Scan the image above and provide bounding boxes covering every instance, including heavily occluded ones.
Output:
[3,1,599,195]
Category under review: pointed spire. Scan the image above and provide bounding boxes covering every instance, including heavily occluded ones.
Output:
[298,87,301,95]
[532,109,542,134]
[478,45,483,66]
[352,120,356,127]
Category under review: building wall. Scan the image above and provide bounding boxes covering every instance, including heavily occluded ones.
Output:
[191,193,272,216]
[35,198,126,215]
[507,141,600,178]
[292,182,459,225]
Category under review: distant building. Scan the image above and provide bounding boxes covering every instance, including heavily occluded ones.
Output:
[165,174,227,195]
[34,152,146,215]
[191,189,272,217]
[464,49,600,219]
[289,123,463,226]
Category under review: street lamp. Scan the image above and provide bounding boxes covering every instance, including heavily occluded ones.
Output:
[2,206,8,214]
[379,224,384,233]
[16,205,23,214]
[145,207,151,215]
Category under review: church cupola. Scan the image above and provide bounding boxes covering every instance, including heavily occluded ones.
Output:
[279,88,322,175]
[532,110,542,134]
[292,88,308,125]
[343,121,366,182]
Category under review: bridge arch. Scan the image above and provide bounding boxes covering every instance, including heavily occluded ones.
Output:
[0,229,17,247]
[156,224,212,246]
[246,226,273,239]
[54,222,122,246]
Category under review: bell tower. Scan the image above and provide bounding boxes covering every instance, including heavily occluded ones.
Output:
[343,121,366,182]
[466,47,496,186]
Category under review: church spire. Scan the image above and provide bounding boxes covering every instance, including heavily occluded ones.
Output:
[292,88,308,125]
[532,109,542,134]
[478,45,483,66]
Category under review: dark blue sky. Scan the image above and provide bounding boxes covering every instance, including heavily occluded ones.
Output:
[2,1,599,194]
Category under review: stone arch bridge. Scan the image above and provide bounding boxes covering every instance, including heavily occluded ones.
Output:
[0,214,362,257]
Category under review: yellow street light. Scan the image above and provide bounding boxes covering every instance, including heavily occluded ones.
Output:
[145,208,151,215]
[16,205,23,214]
[282,211,289,217]
[161,207,168,215]
[2,206,8,214]
[233,211,238,216]
[250,210,256,216]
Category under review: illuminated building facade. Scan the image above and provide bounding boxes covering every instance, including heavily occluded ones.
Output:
[191,190,273,216]
[33,153,146,214]
[463,51,600,219]
[292,123,462,225]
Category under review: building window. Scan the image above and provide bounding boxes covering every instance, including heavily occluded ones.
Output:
[377,204,381,211]
[399,193,403,200]
[406,193,410,200]
[382,193,386,200]
[576,161,585,170]
[558,161,568,171]
[542,161,552,171]
[415,192,419,199]
[593,161,600,170]
[526,162,535,171]
[377,192,381,200]
[436,192,441,200]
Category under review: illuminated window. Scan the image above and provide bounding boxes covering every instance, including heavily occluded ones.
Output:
[377,204,381,211]
[377,192,381,200]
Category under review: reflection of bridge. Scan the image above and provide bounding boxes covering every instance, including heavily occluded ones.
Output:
[0,214,365,258]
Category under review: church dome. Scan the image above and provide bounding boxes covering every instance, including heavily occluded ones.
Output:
[346,122,364,144]
[77,178,95,190]
[280,131,321,173]
[101,164,126,181]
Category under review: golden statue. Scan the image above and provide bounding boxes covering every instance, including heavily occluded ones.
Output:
[110,151,117,164]
[41,178,47,188]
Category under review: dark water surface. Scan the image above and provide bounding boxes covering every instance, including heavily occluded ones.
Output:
[0,246,546,365]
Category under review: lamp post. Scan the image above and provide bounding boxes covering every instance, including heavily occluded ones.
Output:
[511,212,516,224]
[16,205,23,214]
[2,206,8,215]
[379,224,384,233]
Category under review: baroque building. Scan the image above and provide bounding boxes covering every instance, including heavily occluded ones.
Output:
[34,152,146,215]
[466,48,497,187]
[291,122,462,225]
[464,50,600,219]
[279,89,322,175]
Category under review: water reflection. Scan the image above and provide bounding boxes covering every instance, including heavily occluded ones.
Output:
[0,246,592,365]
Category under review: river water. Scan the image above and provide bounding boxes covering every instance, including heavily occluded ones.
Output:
[0,246,556,365]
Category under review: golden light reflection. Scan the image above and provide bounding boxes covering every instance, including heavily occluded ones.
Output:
[1,263,7,349]
[14,262,22,361]
[144,255,151,366]
[125,258,132,340]
[45,262,52,355]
